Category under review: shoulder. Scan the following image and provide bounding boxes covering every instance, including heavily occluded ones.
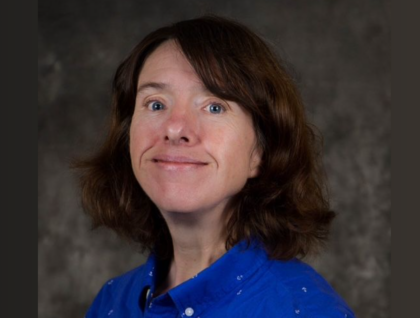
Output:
[264,259,355,317]
[85,264,148,317]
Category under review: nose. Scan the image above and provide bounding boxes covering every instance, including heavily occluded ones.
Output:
[163,107,199,145]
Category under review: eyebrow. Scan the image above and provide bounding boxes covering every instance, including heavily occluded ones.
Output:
[137,81,212,95]
[137,82,168,94]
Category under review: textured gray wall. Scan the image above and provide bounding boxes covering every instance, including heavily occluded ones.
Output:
[38,1,390,317]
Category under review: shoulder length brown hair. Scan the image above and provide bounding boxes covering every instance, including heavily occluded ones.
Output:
[74,15,335,260]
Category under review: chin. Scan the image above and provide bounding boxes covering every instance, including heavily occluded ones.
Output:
[151,191,229,215]
[142,182,223,214]
[153,197,209,214]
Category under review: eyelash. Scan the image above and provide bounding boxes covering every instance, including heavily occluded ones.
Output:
[143,99,227,114]
[144,99,165,111]
[205,101,227,114]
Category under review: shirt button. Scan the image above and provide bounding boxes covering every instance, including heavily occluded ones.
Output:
[185,307,194,316]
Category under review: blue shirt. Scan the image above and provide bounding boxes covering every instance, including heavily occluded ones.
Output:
[86,240,355,317]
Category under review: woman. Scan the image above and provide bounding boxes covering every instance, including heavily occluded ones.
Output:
[78,16,355,317]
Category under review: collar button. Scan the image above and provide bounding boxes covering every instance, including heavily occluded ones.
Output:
[185,307,194,316]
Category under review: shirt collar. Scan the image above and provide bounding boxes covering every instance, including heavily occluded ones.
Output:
[139,239,270,316]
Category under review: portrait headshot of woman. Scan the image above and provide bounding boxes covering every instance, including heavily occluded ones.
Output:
[76,15,354,317]
[38,2,390,318]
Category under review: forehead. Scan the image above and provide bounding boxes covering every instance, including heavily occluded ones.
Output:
[144,40,184,65]
[138,40,199,85]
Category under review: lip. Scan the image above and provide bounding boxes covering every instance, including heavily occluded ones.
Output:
[151,155,208,165]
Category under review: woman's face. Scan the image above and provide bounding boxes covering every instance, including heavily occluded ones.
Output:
[130,41,261,215]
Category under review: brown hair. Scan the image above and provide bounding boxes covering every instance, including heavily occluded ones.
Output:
[74,15,335,260]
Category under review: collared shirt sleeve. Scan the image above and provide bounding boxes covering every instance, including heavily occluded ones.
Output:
[85,280,114,318]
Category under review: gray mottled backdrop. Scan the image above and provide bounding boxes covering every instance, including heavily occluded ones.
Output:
[38,1,390,317]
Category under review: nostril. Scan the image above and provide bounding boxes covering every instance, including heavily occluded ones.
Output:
[165,135,190,143]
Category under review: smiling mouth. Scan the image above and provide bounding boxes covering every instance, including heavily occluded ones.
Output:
[152,159,207,165]
[150,156,209,172]
[151,155,209,165]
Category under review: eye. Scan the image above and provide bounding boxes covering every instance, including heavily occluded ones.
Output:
[206,102,226,114]
[146,100,165,111]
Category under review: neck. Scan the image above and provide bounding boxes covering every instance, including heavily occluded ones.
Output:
[155,206,230,295]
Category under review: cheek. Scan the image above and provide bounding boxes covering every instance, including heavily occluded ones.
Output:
[129,121,155,166]
[206,124,255,175]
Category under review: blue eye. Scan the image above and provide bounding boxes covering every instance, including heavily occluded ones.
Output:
[208,103,225,114]
[148,101,165,111]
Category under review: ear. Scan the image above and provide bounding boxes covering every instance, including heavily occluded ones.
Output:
[248,146,262,178]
